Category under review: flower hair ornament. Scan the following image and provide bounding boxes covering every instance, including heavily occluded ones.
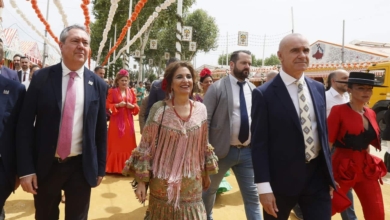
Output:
[199,68,212,78]
[119,69,129,76]
[161,78,168,92]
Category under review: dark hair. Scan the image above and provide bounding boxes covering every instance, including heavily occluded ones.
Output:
[166,57,179,66]
[326,72,336,91]
[13,54,22,59]
[200,74,213,83]
[230,50,251,63]
[60,24,89,44]
[94,66,104,72]
[20,56,29,60]
[163,61,196,99]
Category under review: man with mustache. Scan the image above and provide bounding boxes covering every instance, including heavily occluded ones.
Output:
[251,33,335,220]
[202,50,262,220]
[16,25,107,220]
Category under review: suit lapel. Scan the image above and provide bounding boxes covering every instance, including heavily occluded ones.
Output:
[223,76,234,123]
[272,75,302,132]
[50,64,63,111]
[83,69,94,118]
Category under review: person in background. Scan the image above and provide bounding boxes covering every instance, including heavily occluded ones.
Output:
[16,24,107,220]
[106,69,139,174]
[266,70,278,82]
[94,66,105,79]
[138,84,151,134]
[328,72,386,220]
[123,61,218,219]
[202,50,261,220]
[0,39,18,81]
[18,57,30,84]
[22,65,40,90]
[145,57,179,123]
[136,81,146,106]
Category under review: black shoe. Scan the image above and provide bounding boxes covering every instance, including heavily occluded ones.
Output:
[384,152,390,172]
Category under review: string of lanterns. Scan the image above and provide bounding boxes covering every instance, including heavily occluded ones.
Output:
[9,0,60,55]
[29,0,59,44]
[80,0,91,33]
[96,0,121,63]
[101,0,148,66]
[53,0,69,27]
[107,0,177,65]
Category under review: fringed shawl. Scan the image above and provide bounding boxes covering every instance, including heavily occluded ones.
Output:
[127,101,212,209]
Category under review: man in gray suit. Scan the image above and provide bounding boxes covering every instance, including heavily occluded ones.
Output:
[202,50,262,220]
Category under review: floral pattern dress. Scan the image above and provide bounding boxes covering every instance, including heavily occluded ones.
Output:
[123,101,218,220]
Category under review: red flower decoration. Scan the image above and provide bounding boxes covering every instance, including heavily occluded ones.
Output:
[200,68,212,78]
[161,79,167,91]
[119,69,129,76]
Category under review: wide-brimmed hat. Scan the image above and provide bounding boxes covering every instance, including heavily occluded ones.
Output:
[336,72,386,87]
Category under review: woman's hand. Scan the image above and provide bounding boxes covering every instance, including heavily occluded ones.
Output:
[202,175,211,191]
[135,181,147,204]
[126,103,135,109]
[117,101,126,108]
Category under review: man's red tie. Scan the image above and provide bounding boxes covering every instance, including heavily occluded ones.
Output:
[57,72,77,159]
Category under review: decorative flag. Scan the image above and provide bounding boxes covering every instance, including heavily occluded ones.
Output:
[164,52,170,60]
[150,39,157,50]
[134,50,140,58]
[238,31,248,46]
[182,26,193,42]
[189,42,197,51]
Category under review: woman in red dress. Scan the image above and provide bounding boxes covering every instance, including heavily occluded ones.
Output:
[328,72,387,220]
[106,69,139,173]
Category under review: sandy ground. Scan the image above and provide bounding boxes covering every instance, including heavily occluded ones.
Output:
[4,116,390,219]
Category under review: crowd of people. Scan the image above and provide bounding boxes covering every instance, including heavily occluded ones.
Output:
[0,24,388,220]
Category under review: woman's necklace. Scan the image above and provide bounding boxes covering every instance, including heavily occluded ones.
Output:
[172,98,193,122]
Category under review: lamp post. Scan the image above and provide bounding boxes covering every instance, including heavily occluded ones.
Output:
[175,0,182,60]
[42,0,50,67]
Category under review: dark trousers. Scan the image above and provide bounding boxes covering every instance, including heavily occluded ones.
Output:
[34,156,91,220]
[0,159,13,220]
[263,155,331,220]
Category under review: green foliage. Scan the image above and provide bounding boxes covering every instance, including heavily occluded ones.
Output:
[217,53,280,67]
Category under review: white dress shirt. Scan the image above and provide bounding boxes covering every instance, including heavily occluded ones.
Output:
[229,74,252,146]
[22,78,31,90]
[21,70,29,83]
[325,87,349,117]
[257,69,321,194]
[55,62,85,157]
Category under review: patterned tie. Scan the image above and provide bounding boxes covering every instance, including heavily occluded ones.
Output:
[237,81,249,144]
[295,79,317,162]
[57,72,77,159]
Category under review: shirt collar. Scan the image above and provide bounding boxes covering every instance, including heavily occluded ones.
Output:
[61,62,84,78]
[329,87,348,98]
[229,73,248,85]
[279,69,305,86]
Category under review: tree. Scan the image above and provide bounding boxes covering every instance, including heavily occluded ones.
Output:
[218,53,231,65]
[91,0,201,77]
[264,54,280,66]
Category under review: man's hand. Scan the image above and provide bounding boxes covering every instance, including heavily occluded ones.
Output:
[330,182,340,199]
[20,174,38,195]
[202,175,211,191]
[260,193,278,218]
[95,176,103,187]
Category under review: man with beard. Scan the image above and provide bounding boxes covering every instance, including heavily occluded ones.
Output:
[251,34,335,220]
[202,50,261,220]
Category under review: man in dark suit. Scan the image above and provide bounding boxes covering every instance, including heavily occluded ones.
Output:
[251,33,335,220]
[0,39,18,81]
[16,25,107,220]
[145,57,179,122]
[12,54,22,82]
[0,74,25,220]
